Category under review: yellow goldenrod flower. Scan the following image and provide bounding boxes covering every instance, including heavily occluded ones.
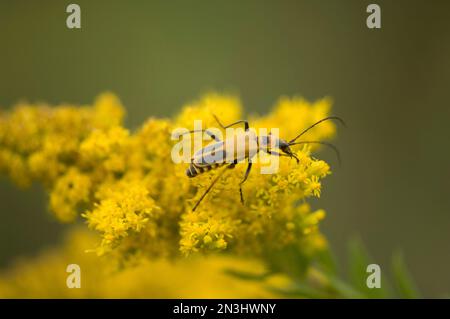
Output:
[0,92,337,260]
[50,168,92,222]
[0,229,288,298]
[82,179,159,255]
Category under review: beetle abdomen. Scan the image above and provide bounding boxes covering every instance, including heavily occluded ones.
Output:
[186,162,224,178]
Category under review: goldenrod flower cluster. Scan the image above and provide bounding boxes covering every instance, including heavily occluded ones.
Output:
[0,93,336,259]
[0,229,289,298]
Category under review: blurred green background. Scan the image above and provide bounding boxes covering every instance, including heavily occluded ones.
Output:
[0,0,449,297]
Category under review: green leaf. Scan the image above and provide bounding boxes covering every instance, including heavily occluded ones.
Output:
[347,238,387,298]
[316,247,338,276]
[391,251,420,298]
[223,268,272,281]
[269,281,331,299]
[264,245,310,280]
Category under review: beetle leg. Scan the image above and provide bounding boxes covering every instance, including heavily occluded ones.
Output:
[227,159,238,169]
[212,114,249,131]
[175,129,221,142]
[239,162,253,204]
[204,130,221,142]
[192,164,231,212]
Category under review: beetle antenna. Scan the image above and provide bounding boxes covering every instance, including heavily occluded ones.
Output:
[289,116,346,144]
[288,141,341,166]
